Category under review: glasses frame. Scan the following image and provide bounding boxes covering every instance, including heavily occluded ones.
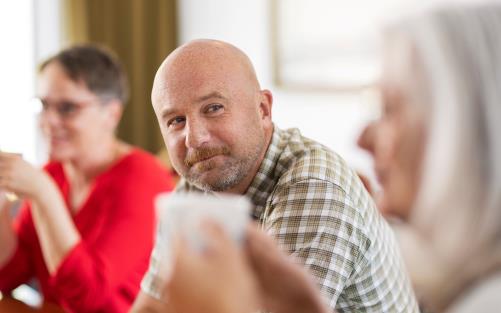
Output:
[37,96,104,121]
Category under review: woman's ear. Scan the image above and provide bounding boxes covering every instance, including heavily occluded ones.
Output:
[106,99,124,131]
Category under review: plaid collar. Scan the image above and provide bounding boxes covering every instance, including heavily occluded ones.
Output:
[244,126,287,220]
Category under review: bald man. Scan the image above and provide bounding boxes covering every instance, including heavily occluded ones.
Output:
[132,40,418,312]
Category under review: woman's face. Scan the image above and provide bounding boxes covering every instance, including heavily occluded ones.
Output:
[38,62,119,162]
[359,72,427,220]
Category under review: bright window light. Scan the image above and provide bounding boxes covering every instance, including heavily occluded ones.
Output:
[0,1,39,164]
[275,0,487,90]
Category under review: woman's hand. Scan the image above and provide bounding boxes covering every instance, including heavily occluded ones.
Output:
[0,189,18,267]
[0,152,80,274]
[0,190,7,210]
[0,189,17,215]
[0,152,50,201]
[245,225,331,313]
[165,221,331,313]
[166,220,261,313]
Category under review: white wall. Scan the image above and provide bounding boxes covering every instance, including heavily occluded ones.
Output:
[33,0,63,164]
[177,0,377,177]
[0,0,61,165]
[34,0,63,63]
[0,1,37,163]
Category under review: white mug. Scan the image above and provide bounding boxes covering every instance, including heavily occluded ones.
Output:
[154,192,251,279]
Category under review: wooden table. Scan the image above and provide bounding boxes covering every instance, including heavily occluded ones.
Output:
[0,297,64,313]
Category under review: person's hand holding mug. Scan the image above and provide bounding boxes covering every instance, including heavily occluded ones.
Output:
[165,220,331,313]
[0,164,19,269]
[166,220,261,313]
[0,189,9,213]
[245,225,331,313]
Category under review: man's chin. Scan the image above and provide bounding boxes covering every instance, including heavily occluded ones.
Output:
[187,170,221,190]
[186,169,240,192]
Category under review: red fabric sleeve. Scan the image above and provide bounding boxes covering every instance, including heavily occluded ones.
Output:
[48,161,172,312]
[0,203,35,294]
[0,245,33,294]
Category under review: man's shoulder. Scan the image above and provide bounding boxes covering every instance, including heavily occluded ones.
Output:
[275,128,357,194]
[266,129,371,230]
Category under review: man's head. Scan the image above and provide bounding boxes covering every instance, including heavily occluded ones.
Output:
[152,39,273,193]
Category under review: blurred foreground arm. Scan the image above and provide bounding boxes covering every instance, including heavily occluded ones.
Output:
[164,221,261,313]
[245,224,331,313]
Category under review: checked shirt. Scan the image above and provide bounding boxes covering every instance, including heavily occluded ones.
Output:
[142,127,418,312]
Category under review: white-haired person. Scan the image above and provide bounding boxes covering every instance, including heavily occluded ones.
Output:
[358,3,501,312]
[147,4,501,313]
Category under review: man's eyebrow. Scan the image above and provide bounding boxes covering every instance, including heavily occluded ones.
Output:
[196,91,227,102]
[161,108,176,120]
[160,92,227,120]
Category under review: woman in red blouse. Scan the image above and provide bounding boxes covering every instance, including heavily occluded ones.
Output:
[0,45,174,312]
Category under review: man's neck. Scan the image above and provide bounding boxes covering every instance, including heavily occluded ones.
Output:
[224,127,274,195]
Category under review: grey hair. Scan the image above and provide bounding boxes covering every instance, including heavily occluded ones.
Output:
[385,4,501,310]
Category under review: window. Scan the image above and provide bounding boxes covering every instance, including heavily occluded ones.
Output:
[272,0,482,91]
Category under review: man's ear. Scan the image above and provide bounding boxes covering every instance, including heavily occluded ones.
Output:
[259,90,273,123]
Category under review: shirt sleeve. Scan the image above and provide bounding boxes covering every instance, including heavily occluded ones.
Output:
[265,176,419,312]
[47,172,172,312]
[264,178,370,310]
[140,214,169,302]
[0,203,36,294]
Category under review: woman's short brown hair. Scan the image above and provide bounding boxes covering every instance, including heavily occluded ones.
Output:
[40,44,129,104]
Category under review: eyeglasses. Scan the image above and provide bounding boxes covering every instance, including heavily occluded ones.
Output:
[37,97,101,120]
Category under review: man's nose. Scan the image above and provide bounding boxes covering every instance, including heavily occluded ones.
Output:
[184,120,211,149]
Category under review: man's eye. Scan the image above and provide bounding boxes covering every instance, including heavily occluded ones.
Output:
[167,116,186,128]
[205,103,223,114]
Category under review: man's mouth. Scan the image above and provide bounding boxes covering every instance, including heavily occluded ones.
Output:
[192,155,218,165]
[185,146,230,168]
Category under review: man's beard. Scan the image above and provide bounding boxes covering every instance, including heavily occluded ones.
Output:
[183,144,263,192]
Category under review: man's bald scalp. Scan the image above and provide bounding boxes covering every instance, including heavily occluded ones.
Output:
[152,39,261,103]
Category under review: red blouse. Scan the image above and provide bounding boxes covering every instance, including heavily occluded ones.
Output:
[0,148,174,312]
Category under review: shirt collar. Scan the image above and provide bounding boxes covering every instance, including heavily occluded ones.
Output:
[244,126,285,219]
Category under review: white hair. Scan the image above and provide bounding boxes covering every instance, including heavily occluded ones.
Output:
[385,4,501,310]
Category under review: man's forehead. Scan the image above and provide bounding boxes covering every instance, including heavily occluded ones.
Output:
[163,80,229,100]
[158,90,229,117]
[167,63,236,90]
[196,91,227,102]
